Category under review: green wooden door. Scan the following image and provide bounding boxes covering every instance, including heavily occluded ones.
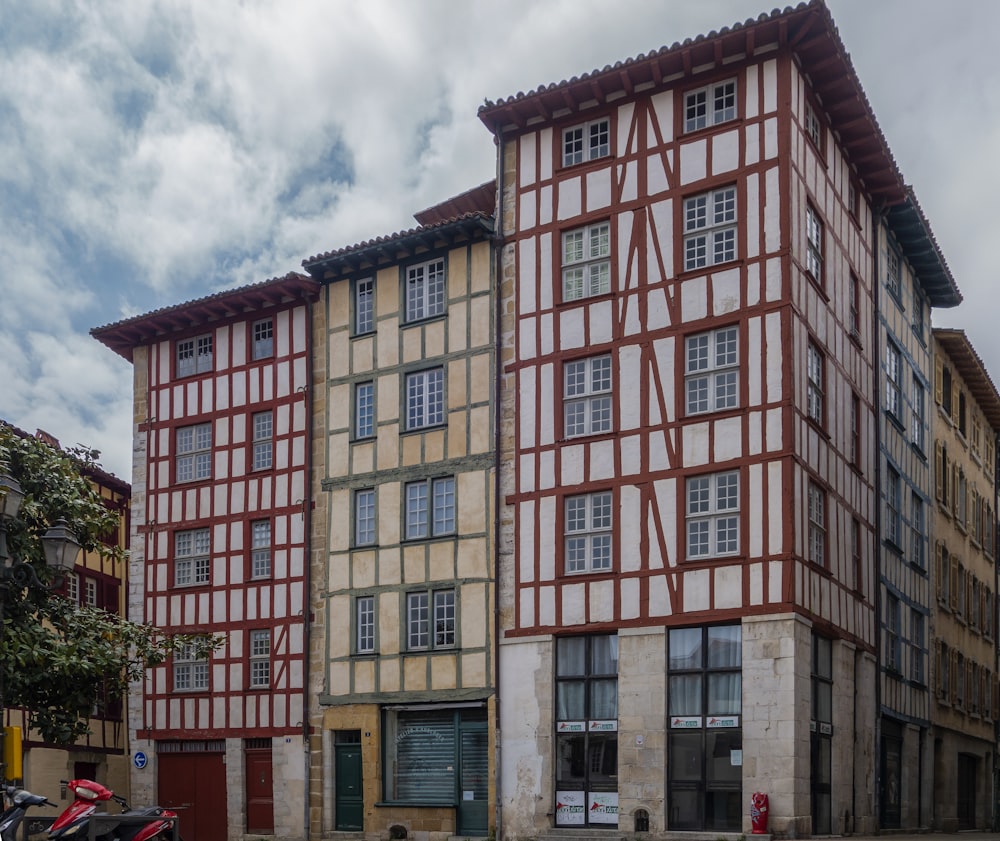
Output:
[335,744,364,830]
[457,724,488,836]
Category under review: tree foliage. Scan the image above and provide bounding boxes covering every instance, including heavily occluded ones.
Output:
[0,425,217,744]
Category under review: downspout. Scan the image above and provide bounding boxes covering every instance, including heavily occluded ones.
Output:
[303,293,315,840]
[492,124,505,841]
[871,208,884,832]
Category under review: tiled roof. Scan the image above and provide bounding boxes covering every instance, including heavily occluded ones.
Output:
[934,329,1000,429]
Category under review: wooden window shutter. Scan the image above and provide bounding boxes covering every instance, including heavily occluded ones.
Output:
[934,356,943,405]
[935,442,943,501]
[950,555,959,611]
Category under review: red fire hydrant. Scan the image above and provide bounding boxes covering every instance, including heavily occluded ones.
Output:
[750,792,769,834]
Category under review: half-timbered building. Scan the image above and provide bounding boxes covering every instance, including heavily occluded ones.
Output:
[92,273,321,841]
[302,186,497,839]
[874,196,961,829]
[478,2,958,836]
[930,329,999,831]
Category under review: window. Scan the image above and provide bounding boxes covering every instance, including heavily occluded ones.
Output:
[683,187,736,270]
[565,491,613,573]
[938,642,951,702]
[806,342,824,425]
[667,626,742,832]
[686,471,740,559]
[85,578,98,607]
[684,79,736,132]
[383,707,486,804]
[251,520,271,579]
[959,392,967,437]
[804,102,822,148]
[405,259,445,322]
[176,423,212,482]
[886,593,901,673]
[176,334,213,377]
[910,492,924,569]
[912,290,925,341]
[685,326,738,415]
[356,595,375,654]
[807,482,826,566]
[805,204,823,282]
[852,518,863,595]
[355,277,375,334]
[937,542,950,606]
[886,247,901,299]
[564,355,612,437]
[252,318,273,360]
[886,467,901,548]
[252,411,273,471]
[849,272,860,338]
[850,392,861,467]
[405,477,455,539]
[249,629,271,688]
[175,528,210,587]
[563,117,610,166]
[912,377,925,450]
[355,489,376,546]
[405,368,444,430]
[66,571,79,604]
[407,589,455,650]
[355,381,374,439]
[885,343,901,419]
[957,468,967,527]
[562,222,611,301]
[942,365,953,416]
[174,641,209,692]
[910,610,925,684]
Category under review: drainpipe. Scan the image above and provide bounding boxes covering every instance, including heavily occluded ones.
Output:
[871,208,884,833]
[303,293,315,840]
[492,124,505,841]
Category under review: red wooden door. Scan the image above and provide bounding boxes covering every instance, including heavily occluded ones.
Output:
[158,748,227,841]
[245,745,274,833]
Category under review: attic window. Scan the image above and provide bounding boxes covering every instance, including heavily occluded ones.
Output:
[562,118,610,167]
[684,79,736,132]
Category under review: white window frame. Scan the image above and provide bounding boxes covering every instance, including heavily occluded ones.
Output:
[886,343,901,419]
[686,471,740,559]
[685,326,738,415]
[85,578,98,607]
[807,342,824,425]
[406,368,444,430]
[355,488,376,546]
[564,354,612,437]
[175,527,210,587]
[176,334,213,378]
[886,247,902,299]
[805,102,822,148]
[405,477,456,539]
[806,204,823,282]
[252,411,273,471]
[176,423,212,482]
[565,491,613,573]
[807,482,826,566]
[173,641,209,692]
[249,629,271,688]
[355,277,375,334]
[355,381,375,439]
[562,117,610,166]
[405,259,445,322]
[849,273,860,339]
[407,589,455,650]
[684,79,736,132]
[562,222,611,301]
[683,186,736,271]
[912,376,925,451]
[356,595,375,654]
[66,571,79,603]
[251,519,271,579]
[252,318,273,360]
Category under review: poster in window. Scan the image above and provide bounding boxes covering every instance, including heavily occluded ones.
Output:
[587,791,619,824]
[555,790,586,825]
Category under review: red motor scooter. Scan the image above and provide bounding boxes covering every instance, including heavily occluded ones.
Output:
[0,779,179,841]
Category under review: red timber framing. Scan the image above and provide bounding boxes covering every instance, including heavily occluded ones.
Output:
[481,0,886,648]
[92,273,320,740]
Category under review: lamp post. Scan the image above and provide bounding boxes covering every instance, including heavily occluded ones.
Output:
[0,469,82,783]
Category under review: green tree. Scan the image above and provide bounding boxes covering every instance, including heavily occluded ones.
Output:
[0,425,216,744]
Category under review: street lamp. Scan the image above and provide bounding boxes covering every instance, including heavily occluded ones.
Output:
[0,469,82,782]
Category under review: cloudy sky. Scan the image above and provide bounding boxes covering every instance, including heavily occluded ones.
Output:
[1,0,996,480]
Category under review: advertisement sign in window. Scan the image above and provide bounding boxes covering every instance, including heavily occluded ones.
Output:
[588,792,619,824]
[556,790,586,825]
